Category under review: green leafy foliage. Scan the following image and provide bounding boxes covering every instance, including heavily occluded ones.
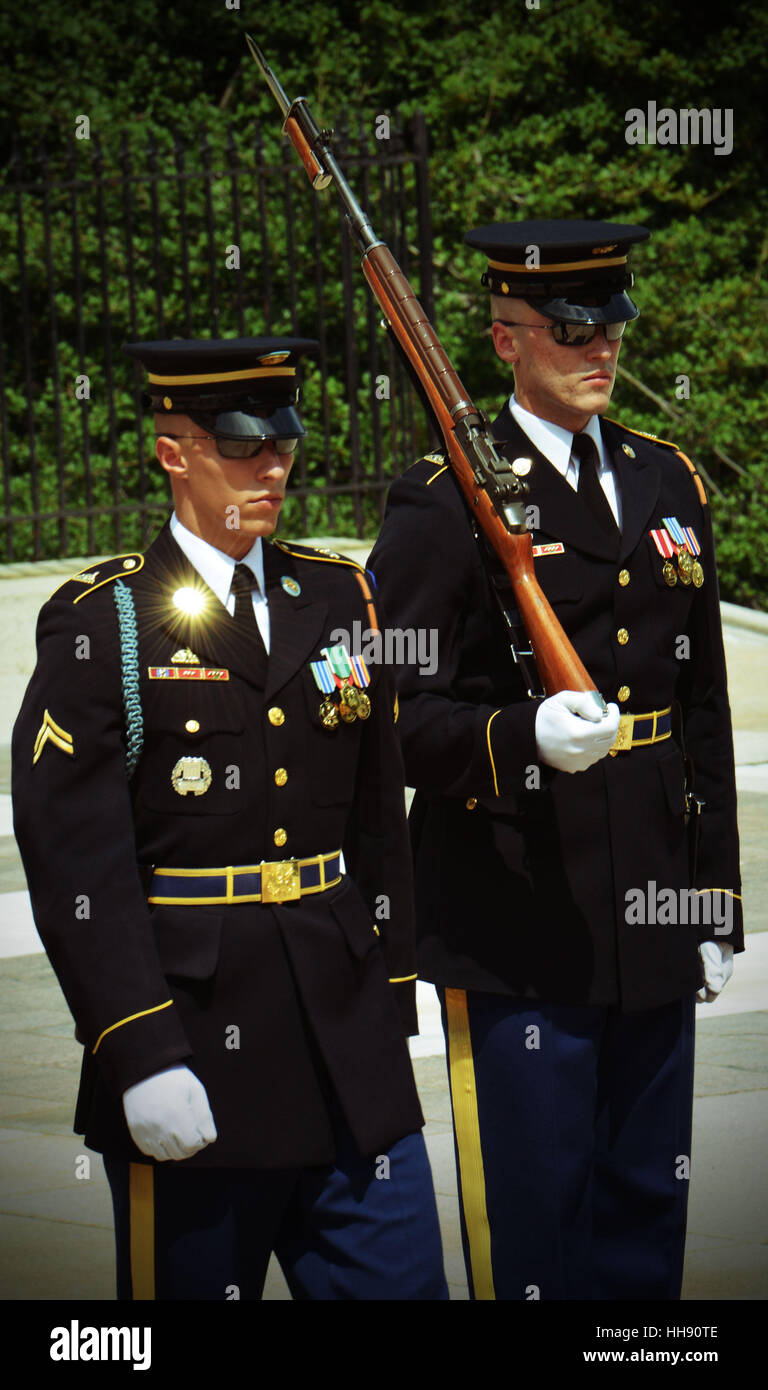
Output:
[1,0,766,603]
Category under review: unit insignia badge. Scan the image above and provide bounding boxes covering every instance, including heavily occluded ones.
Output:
[171,756,212,796]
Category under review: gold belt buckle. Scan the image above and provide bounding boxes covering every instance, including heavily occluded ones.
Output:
[260,859,301,903]
[609,713,634,756]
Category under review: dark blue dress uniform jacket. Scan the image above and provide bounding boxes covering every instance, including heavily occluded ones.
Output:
[368,407,744,1012]
[12,521,423,1167]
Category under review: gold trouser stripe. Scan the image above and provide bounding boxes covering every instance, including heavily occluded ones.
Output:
[92,999,174,1054]
[129,1163,156,1300]
[487,254,627,273]
[486,710,501,796]
[148,366,295,385]
[444,988,495,1300]
[389,972,417,983]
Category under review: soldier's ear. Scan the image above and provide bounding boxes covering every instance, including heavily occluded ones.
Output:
[155,435,187,478]
[491,320,520,365]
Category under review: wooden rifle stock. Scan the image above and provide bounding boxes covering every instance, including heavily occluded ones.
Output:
[363,244,600,699]
[247,36,605,707]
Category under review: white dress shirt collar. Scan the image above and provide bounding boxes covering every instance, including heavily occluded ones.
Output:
[169,513,265,607]
[508,395,605,477]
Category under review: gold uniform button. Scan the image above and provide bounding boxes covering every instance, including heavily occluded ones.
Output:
[618,569,630,587]
[274,768,288,787]
[617,685,630,703]
[185,719,200,734]
[617,628,629,646]
[268,706,285,726]
[466,797,477,810]
[273,828,287,848]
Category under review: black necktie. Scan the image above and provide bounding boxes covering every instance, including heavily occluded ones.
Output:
[230,562,267,684]
[573,433,619,547]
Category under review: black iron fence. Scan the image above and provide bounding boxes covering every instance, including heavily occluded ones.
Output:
[0,116,435,561]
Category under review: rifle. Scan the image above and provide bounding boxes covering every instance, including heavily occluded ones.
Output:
[246,36,606,714]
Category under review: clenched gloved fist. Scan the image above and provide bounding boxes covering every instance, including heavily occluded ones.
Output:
[535,691,620,774]
[123,1064,217,1161]
[697,942,734,1003]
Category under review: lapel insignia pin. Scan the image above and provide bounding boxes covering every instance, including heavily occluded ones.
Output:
[172,587,206,617]
[511,457,533,476]
[171,648,200,665]
[281,575,301,597]
[621,443,636,457]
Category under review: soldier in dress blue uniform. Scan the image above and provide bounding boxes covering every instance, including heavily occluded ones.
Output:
[12,337,447,1301]
[369,222,743,1300]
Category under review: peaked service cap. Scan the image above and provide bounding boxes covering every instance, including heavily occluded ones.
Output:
[123,336,319,439]
[465,219,650,325]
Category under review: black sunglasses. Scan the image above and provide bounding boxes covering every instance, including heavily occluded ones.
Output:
[157,434,299,459]
[495,320,628,346]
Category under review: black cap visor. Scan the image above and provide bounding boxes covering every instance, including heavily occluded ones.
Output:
[520,289,639,326]
[187,405,306,440]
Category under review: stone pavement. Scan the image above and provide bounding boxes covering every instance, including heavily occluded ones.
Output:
[0,545,766,1301]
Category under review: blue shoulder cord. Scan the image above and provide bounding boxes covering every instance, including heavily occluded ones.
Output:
[112,580,144,778]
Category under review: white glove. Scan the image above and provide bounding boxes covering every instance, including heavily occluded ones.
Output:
[122,1065,217,1161]
[697,942,734,1003]
[535,691,620,774]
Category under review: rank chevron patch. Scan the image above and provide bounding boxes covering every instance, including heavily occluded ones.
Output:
[33,709,74,765]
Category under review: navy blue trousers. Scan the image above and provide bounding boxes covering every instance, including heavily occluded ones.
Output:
[439,989,695,1301]
[105,1115,447,1301]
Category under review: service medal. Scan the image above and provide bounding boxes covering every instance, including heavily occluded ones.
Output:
[650,528,676,559]
[310,659,336,695]
[355,692,372,719]
[692,561,704,587]
[339,702,356,724]
[677,549,693,584]
[662,561,677,587]
[319,698,339,729]
[322,643,353,681]
[349,654,371,689]
[662,516,687,547]
[342,682,362,711]
[682,525,701,556]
